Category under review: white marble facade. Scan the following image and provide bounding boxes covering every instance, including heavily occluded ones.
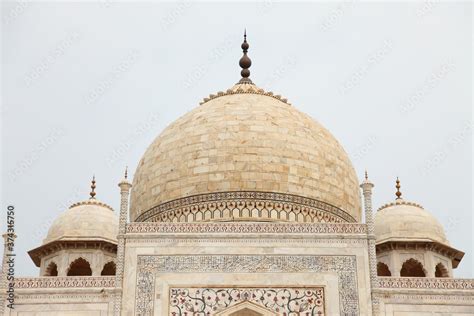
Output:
[2,41,473,316]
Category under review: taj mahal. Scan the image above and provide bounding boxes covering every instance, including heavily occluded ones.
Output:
[1,34,473,315]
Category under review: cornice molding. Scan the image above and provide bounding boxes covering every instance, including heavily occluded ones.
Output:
[28,239,117,267]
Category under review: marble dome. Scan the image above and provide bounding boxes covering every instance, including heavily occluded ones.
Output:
[130,83,361,222]
[374,199,449,245]
[44,198,118,245]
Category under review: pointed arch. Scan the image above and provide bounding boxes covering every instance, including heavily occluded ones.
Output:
[216,301,277,316]
[45,261,58,276]
[101,261,116,276]
[377,262,391,276]
[435,262,449,278]
[67,257,92,276]
[400,258,426,277]
[229,309,263,316]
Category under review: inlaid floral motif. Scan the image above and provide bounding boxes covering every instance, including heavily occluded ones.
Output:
[169,287,324,315]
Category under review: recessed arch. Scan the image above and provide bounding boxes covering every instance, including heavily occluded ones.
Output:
[101,261,116,276]
[44,261,58,276]
[400,258,426,277]
[229,309,263,316]
[215,301,277,316]
[377,262,391,276]
[67,257,92,276]
[435,262,449,278]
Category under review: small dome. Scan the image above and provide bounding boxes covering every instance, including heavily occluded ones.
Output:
[375,199,448,245]
[130,83,361,222]
[44,199,118,245]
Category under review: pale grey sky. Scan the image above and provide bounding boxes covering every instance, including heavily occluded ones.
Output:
[1,1,472,278]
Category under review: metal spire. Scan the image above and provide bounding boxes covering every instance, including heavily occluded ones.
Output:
[395,177,402,200]
[238,29,253,84]
[90,175,97,199]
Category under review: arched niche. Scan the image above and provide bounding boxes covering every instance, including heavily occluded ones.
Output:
[435,262,449,278]
[67,257,92,276]
[400,258,426,277]
[44,261,58,276]
[216,301,277,316]
[101,261,116,276]
[377,262,391,276]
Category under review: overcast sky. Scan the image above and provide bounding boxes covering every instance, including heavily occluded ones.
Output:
[1,2,472,278]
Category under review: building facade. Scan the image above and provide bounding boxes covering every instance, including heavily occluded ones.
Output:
[2,35,473,316]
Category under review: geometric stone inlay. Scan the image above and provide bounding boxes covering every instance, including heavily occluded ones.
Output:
[377,277,474,290]
[14,276,115,288]
[135,255,358,316]
[169,287,325,315]
[127,222,367,235]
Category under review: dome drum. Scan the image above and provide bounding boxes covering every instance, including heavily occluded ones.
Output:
[134,191,357,223]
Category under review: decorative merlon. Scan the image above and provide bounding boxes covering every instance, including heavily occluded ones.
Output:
[199,83,292,106]
[69,199,114,212]
[377,199,423,212]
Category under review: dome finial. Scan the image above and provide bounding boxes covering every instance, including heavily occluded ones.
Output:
[124,166,128,179]
[365,170,368,181]
[238,29,253,85]
[395,177,402,200]
[90,175,97,199]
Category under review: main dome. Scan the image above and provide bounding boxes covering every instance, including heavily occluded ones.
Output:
[130,83,361,222]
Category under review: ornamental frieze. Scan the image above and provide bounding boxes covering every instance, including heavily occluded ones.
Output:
[135,191,357,223]
[127,221,367,235]
[377,277,474,290]
[14,276,115,288]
